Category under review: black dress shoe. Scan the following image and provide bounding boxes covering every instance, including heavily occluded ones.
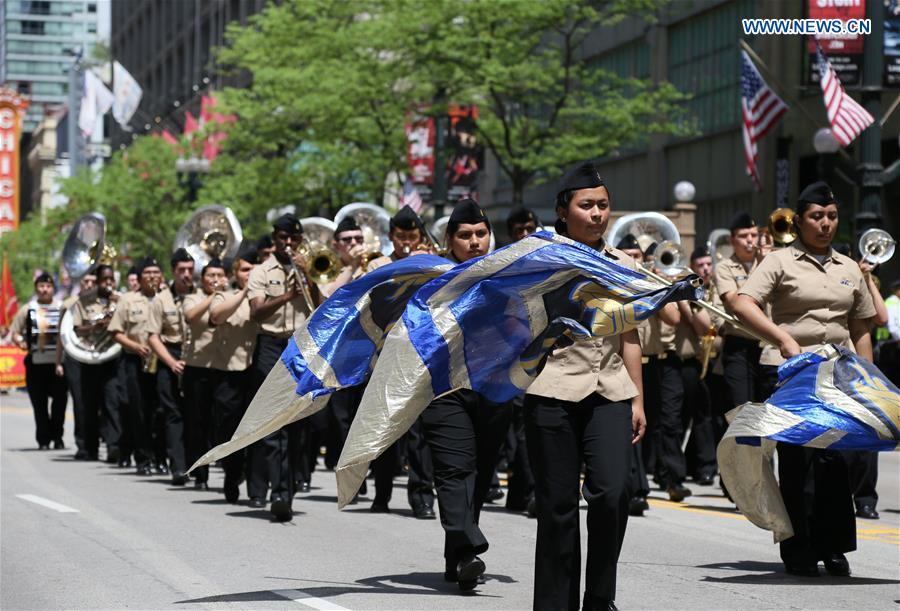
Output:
[135,464,153,476]
[53,439,65,450]
[106,448,120,464]
[38,444,50,450]
[583,596,619,611]
[74,450,89,460]
[154,463,169,475]
[628,496,648,516]
[370,502,390,513]
[224,480,239,504]
[455,555,486,591]
[413,505,436,520]
[485,487,504,503]
[784,562,819,577]
[171,472,189,486]
[270,497,293,522]
[667,483,692,502]
[695,473,715,486]
[194,480,209,491]
[823,553,851,577]
[526,497,537,518]
[856,504,879,520]
[117,457,131,468]
[297,482,311,493]
[248,497,265,508]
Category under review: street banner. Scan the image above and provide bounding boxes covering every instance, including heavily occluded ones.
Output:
[807,0,867,85]
[0,346,26,389]
[0,90,29,235]
[886,0,900,86]
[112,61,143,128]
[446,104,482,203]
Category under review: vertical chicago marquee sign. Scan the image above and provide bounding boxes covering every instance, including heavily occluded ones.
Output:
[0,89,29,235]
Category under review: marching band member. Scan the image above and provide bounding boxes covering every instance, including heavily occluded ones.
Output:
[675,246,717,485]
[525,162,645,611]
[147,248,194,480]
[505,206,541,244]
[366,205,437,518]
[209,249,259,503]
[180,258,228,489]
[9,272,67,450]
[733,181,877,578]
[109,256,162,474]
[57,271,96,458]
[247,213,319,521]
[69,265,121,462]
[422,198,511,590]
[256,234,275,264]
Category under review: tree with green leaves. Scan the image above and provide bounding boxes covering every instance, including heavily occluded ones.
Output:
[205,0,686,210]
[1,135,190,297]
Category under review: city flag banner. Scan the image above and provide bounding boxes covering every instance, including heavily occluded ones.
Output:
[718,345,900,542]
[187,254,453,473]
[112,61,143,128]
[335,231,703,506]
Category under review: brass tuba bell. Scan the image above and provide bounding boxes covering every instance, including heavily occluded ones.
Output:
[767,208,796,245]
[859,229,895,265]
[173,205,243,276]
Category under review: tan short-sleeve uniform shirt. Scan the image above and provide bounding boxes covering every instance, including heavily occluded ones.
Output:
[182,290,218,367]
[247,257,310,338]
[210,290,257,372]
[714,254,759,340]
[526,242,640,403]
[739,243,876,366]
[148,287,185,345]
[108,291,155,350]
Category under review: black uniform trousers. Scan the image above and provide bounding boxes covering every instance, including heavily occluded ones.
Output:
[681,357,717,479]
[760,367,856,564]
[721,336,764,407]
[640,360,660,477]
[24,356,68,446]
[505,395,535,511]
[844,450,878,510]
[406,417,435,510]
[156,344,186,473]
[421,389,511,566]
[525,393,633,610]
[247,335,295,503]
[79,358,121,458]
[182,365,216,481]
[64,359,85,453]
[644,352,686,487]
[119,354,158,468]
[212,368,251,489]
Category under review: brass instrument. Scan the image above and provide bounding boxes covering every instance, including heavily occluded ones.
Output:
[859,229,895,265]
[360,249,384,271]
[299,217,343,285]
[767,207,796,245]
[61,213,122,364]
[285,245,318,314]
[707,228,732,265]
[698,325,717,379]
[653,240,687,277]
[173,205,243,276]
[334,203,393,257]
[143,351,158,374]
[607,212,680,255]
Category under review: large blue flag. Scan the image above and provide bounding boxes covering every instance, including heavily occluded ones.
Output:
[718,344,900,541]
[335,231,703,505]
[188,254,454,473]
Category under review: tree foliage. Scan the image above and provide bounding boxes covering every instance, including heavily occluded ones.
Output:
[205,0,686,209]
[2,136,190,297]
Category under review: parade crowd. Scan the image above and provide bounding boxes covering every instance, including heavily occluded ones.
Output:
[5,163,899,610]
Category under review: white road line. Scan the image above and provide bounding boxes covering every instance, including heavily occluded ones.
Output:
[271,589,351,610]
[15,494,79,513]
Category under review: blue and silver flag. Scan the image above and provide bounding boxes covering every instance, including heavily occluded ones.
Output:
[188,254,454,473]
[718,344,900,541]
[335,231,702,505]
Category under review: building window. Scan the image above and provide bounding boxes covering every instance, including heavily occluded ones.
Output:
[667,0,754,133]
[20,1,51,15]
[88,3,97,13]
[22,20,46,35]
[87,22,97,33]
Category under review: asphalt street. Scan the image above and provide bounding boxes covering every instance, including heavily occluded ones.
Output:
[2,389,898,610]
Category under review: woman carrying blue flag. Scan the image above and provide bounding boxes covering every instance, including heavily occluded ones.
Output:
[732,181,877,578]
[420,198,512,591]
[524,162,646,611]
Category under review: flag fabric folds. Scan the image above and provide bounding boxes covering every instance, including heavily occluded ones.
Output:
[78,70,114,137]
[335,231,703,506]
[718,344,900,542]
[187,254,454,473]
[0,257,17,328]
[112,61,143,128]
[740,50,788,190]
[815,44,874,147]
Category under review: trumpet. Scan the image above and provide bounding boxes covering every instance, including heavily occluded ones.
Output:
[767,208,796,245]
[285,245,318,313]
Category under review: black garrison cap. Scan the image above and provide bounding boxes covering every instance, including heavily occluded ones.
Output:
[506,206,540,227]
[170,247,194,268]
[615,234,641,251]
[272,213,303,234]
[797,181,838,216]
[256,234,274,250]
[390,205,423,232]
[690,245,711,261]
[334,216,361,237]
[729,212,757,233]
[557,160,605,198]
[136,256,160,275]
[448,198,490,228]
[34,272,54,285]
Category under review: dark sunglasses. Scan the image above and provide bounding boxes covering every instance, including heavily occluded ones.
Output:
[339,235,365,244]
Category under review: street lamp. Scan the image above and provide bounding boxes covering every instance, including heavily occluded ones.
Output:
[673,180,695,203]
[812,128,840,155]
[176,155,210,202]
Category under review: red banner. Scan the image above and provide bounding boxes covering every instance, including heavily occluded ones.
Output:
[0,90,29,236]
[0,345,26,389]
[807,0,867,85]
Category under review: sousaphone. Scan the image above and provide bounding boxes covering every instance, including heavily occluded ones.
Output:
[173,205,243,274]
[334,202,394,257]
[60,212,121,364]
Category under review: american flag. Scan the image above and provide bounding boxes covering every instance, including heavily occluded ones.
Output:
[401,176,423,213]
[815,44,874,147]
[741,50,788,190]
